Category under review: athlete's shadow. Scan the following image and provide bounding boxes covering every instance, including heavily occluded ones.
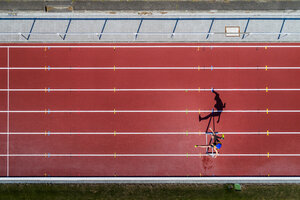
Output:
[199,90,226,123]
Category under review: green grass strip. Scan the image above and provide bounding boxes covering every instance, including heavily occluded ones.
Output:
[0,183,299,200]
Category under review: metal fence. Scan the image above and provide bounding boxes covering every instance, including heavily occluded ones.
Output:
[0,17,300,42]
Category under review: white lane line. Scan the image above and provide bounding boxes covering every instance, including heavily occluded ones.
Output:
[1,45,300,48]
[6,47,9,177]
[0,153,299,157]
[1,66,300,70]
[0,109,300,113]
[1,131,300,135]
[0,88,300,92]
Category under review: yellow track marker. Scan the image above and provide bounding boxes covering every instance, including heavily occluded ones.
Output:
[186,130,188,136]
[267,130,269,136]
[198,65,200,71]
[114,153,116,159]
[114,47,116,51]
[114,87,116,93]
[185,89,188,93]
[114,173,117,177]
[44,47,47,52]
[45,88,47,93]
[266,87,268,92]
[114,130,116,136]
[266,108,269,114]
[197,47,200,51]
[114,108,116,115]
[45,130,47,136]
[200,173,202,176]
[265,46,267,50]
[186,153,188,158]
[44,172,47,176]
[268,174,270,177]
[45,153,47,158]
[114,65,116,71]
[186,109,188,114]
[44,109,47,115]
[198,109,201,114]
[267,152,270,158]
[44,65,47,71]
[265,65,268,71]
[198,87,200,92]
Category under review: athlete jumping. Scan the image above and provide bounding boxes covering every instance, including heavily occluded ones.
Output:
[195,128,224,158]
[199,89,226,123]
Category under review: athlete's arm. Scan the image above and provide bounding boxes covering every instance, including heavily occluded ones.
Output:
[209,128,215,135]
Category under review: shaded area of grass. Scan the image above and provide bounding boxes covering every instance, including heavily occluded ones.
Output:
[0,183,299,200]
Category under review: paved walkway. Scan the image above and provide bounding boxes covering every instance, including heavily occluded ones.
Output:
[1,11,300,42]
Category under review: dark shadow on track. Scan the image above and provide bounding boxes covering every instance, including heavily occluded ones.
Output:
[199,90,226,124]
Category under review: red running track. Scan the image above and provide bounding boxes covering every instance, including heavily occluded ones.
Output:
[0,43,299,177]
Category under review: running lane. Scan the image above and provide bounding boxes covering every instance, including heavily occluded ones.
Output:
[1,43,300,176]
[0,48,8,176]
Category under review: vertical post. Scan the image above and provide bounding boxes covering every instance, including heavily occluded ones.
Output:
[63,19,72,40]
[135,19,143,40]
[7,47,9,177]
[171,19,179,38]
[278,19,286,40]
[242,18,250,39]
[206,19,214,40]
[27,19,36,40]
[99,19,108,40]
[213,112,215,132]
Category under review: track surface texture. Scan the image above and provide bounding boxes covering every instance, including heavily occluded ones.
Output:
[0,43,299,177]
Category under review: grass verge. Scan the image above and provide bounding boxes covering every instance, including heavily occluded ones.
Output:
[0,183,299,200]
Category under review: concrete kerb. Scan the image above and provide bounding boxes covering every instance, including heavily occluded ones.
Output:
[0,177,300,184]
